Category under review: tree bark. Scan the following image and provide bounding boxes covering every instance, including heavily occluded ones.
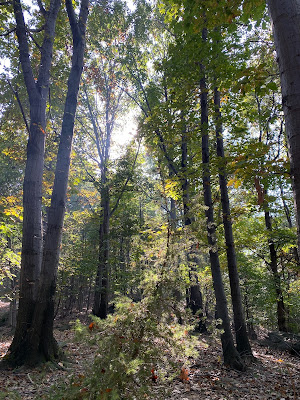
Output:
[6,0,62,367]
[214,88,253,357]
[93,182,110,318]
[6,0,89,366]
[267,0,300,257]
[264,207,288,332]
[200,30,244,370]
[91,94,113,319]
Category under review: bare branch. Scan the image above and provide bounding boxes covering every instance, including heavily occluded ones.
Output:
[27,30,42,51]
[0,27,16,37]
[83,85,104,165]
[36,0,46,15]
[7,79,30,136]
[28,25,45,33]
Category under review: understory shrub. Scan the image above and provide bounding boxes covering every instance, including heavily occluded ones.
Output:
[49,270,198,399]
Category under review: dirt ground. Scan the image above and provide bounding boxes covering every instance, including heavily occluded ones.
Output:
[0,301,299,400]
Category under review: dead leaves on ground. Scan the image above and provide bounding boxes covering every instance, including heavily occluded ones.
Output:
[0,325,300,399]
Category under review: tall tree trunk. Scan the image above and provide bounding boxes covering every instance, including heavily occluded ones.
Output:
[264,206,288,331]
[267,0,300,257]
[92,101,113,319]
[200,30,244,370]
[6,0,89,366]
[6,0,62,367]
[93,182,110,318]
[181,128,206,332]
[214,88,253,356]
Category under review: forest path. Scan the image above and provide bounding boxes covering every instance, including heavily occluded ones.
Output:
[0,307,299,399]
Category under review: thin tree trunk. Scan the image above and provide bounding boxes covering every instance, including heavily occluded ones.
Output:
[200,29,244,370]
[7,237,17,329]
[169,169,177,230]
[92,100,112,318]
[181,128,192,227]
[181,127,206,332]
[93,183,110,318]
[214,88,253,357]
[267,0,300,257]
[264,207,288,332]
[280,184,300,266]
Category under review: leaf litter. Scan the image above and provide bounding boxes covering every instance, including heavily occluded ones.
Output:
[0,305,299,399]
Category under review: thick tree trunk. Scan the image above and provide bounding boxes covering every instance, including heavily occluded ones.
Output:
[200,34,244,369]
[214,88,253,357]
[6,0,62,367]
[28,0,89,365]
[6,0,89,366]
[267,0,300,257]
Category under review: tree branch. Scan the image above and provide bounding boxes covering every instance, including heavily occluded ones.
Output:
[28,25,45,33]
[36,0,46,16]
[78,0,89,34]
[110,138,141,216]
[13,0,37,99]
[36,0,61,91]
[7,79,30,136]
[27,30,42,51]
[0,27,16,37]
[65,0,80,40]
[83,85,104,165]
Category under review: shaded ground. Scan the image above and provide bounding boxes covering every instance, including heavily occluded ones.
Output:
[0,301,299,399]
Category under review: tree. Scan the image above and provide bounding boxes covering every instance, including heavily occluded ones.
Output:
[266,0,300,257]
[200,29,243,370]
[3,0,89,367]
[78,0,136,318]
[214,87,253,355]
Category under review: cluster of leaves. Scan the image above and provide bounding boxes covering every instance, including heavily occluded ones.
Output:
[50,267,198,399]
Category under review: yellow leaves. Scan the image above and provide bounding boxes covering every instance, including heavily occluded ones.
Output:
[0,196,23,221]
[164,179,179,200]
[221,94,229,104]
[227,178,242,189]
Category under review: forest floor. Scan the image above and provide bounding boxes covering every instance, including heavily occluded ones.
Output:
[0,300,299,400]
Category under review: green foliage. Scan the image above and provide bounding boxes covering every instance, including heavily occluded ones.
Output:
[49,273,198,399]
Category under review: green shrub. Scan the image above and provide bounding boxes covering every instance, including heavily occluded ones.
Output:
[49,271,197,399]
